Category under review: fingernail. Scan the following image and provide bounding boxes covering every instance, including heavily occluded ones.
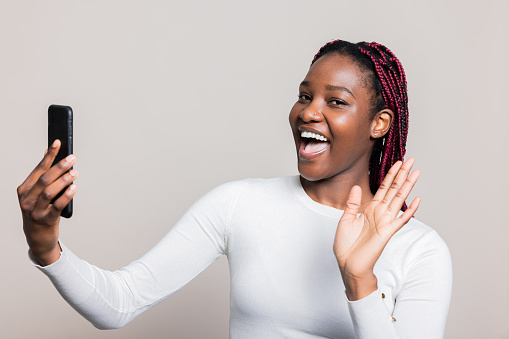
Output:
[51,140,58,148]
[69,184,77,192]
[66,155,76,163]
[69,169,78,177]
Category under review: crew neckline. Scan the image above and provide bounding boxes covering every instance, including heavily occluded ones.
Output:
[289,175,344,220]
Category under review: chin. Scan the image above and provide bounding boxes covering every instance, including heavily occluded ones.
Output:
[297,163,329,182]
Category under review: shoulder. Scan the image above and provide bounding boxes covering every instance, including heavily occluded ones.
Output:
[241,176,295,195]
[202,176,289,195]
[209,176,294,200]
[380,216,452,276]
[395,217,450,256]
[193,176,294,210]
[393,217,449,251]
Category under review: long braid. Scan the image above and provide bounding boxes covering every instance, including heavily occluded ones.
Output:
[358,42,409,203]
[311,39,410,210]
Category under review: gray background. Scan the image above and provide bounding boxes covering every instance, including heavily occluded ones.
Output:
[1,0,508,338]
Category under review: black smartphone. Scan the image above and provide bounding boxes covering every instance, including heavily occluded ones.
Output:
[48,104,73,218]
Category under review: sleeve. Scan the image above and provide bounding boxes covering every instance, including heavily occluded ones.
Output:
[345,231,453,339]
[29,179,246,330]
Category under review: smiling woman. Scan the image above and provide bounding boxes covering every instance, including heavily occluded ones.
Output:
[18,39,452,338]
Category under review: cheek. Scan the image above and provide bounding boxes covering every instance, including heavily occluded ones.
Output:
[329,115,353,139]
[289,104,301,128]
[289,102,299,117]
[330,114,370,145]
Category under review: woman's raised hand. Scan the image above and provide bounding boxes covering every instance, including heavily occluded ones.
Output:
[17,140,79,266]
[333,158,421,300]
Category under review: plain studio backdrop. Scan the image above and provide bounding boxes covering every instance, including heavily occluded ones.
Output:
[1,1,508,338]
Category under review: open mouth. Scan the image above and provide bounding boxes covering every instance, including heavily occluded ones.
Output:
[299,131,330,159]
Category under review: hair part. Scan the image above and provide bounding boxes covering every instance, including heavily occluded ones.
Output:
[311,39,409,210]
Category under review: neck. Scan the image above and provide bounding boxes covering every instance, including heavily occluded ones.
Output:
[300,167,374,212]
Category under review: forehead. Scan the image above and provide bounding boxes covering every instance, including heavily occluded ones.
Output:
[304,54,369,94]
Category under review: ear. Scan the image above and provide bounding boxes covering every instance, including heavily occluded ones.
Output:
[370,108,394,139]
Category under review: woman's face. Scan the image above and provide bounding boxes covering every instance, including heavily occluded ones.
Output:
[289,53,377,182]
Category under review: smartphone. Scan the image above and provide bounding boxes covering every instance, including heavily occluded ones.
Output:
[48,104,73,218]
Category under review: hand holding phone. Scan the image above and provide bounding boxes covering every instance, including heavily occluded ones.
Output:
[17,104,79,265]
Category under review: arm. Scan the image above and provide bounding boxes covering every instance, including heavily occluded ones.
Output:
[30,196,224,329]
[333,158,451,337]
[30,180,243,329]
[19,141,244,329]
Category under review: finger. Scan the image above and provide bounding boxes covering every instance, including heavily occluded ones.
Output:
[34,169,79,212]
[18,140,61,196]
[24,154,76,206]
[376,158,415,209]
[47,184,78,220]
[372,160,403,203]
[386,169,420,214]
[341,185,362,223]
[388,196,421,234]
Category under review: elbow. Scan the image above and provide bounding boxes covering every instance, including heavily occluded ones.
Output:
[90,318,130,330]
[92,323,124,331]
[81,311,133,330]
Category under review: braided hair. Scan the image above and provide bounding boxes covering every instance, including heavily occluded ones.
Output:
[311,40,409,207]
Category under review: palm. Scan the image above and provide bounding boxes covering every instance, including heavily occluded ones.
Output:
[333,158,421,280]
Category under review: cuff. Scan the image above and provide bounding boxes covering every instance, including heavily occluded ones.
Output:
[345,288,398,338]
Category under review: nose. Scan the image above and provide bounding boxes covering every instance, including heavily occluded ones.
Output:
[299,104,324,123]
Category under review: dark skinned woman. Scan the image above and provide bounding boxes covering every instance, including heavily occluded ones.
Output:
[18,40,452,338]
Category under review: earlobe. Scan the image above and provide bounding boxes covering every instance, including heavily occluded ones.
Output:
[371,109,394,139]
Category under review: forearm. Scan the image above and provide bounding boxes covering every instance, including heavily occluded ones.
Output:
[31,243,141,329]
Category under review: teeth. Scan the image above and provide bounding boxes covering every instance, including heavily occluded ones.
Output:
[300,131,328,142]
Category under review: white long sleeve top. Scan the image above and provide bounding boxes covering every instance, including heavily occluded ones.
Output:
[32,176,453,338]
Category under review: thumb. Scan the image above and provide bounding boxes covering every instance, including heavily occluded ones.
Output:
[341,185,362,223]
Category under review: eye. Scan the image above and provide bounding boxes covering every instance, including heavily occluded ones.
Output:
[329,99,347,106]
[298,94,311,101]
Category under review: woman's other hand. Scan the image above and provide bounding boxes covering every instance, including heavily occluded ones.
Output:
[17,140,79,266]
[333,158,420,300]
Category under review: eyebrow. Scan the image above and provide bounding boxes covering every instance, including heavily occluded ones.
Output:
[325,84,355,99]
[300,81,356,99]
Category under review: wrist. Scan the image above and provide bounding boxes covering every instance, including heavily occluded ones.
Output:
[30,243,62,266]
[343,273,378,301]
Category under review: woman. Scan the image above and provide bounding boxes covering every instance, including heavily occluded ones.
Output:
[18,39,452,338]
